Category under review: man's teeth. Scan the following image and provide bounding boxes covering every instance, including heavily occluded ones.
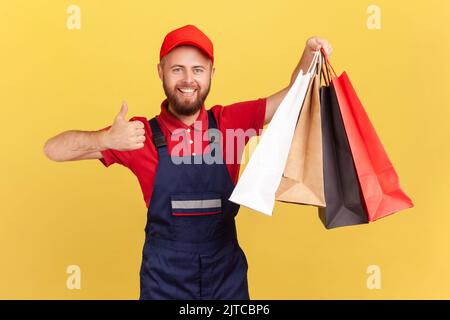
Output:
[179,88,196,93]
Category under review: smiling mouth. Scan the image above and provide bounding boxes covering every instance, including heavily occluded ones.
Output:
[177,88,197,97]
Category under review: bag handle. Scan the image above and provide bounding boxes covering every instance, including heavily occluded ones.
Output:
[307,50,321,74]
[320,47,337,78]
[321,53,331,86]
[313,51,325,84]
[315,51,323,76]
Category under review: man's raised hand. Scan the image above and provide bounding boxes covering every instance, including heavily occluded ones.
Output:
[104,101,146,151]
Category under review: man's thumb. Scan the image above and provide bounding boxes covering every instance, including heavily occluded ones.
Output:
[116,101,128,121]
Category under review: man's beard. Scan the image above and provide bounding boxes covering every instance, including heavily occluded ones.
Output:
[163,78,211,116]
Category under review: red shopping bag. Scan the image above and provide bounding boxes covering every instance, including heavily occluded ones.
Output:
[321,48,413,221]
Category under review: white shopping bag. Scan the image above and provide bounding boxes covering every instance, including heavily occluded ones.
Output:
[229,51,320,216]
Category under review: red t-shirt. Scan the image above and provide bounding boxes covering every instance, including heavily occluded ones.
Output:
[99,97,267,208]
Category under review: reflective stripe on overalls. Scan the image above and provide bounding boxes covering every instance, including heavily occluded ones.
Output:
[139,110,249,300]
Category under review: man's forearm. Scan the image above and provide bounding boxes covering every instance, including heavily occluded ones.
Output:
[43,129,109,162]
[289,49,317,86]
[265,49,319,124]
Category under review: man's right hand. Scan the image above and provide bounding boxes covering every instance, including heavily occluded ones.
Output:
[104,101,146,151]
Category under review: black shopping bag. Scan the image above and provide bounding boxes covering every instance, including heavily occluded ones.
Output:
[318,77,368,229]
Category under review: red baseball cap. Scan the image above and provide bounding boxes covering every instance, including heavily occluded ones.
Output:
[159,24,214,65]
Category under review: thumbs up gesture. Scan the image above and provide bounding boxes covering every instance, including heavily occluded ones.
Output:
[104,101,146,151]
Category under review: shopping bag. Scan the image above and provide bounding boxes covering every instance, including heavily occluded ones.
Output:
[322,49,414,221]
[229,51,320,216]
[275,61,325,207]
[318,57,368,229]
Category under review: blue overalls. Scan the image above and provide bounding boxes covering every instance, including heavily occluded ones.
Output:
[139,110,249,300]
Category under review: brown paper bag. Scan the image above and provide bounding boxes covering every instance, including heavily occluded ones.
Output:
[275,72,325,206]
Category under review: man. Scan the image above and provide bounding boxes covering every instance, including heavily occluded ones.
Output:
[43,24,332,299]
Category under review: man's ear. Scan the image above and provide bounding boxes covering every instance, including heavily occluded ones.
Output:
[211,66,215,79]
[157,63,163,81]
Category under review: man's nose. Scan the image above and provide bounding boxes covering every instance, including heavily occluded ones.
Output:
[182,70,195,83]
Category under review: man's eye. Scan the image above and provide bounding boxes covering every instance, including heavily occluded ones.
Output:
[194,69,204,74]
[173,68,181,72]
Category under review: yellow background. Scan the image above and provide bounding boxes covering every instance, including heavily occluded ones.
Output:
[1,0,449,299]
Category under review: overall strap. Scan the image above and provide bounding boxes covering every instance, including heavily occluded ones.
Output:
[149,118,168,156]
[207,109,220,144]
[207,109,217,129]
